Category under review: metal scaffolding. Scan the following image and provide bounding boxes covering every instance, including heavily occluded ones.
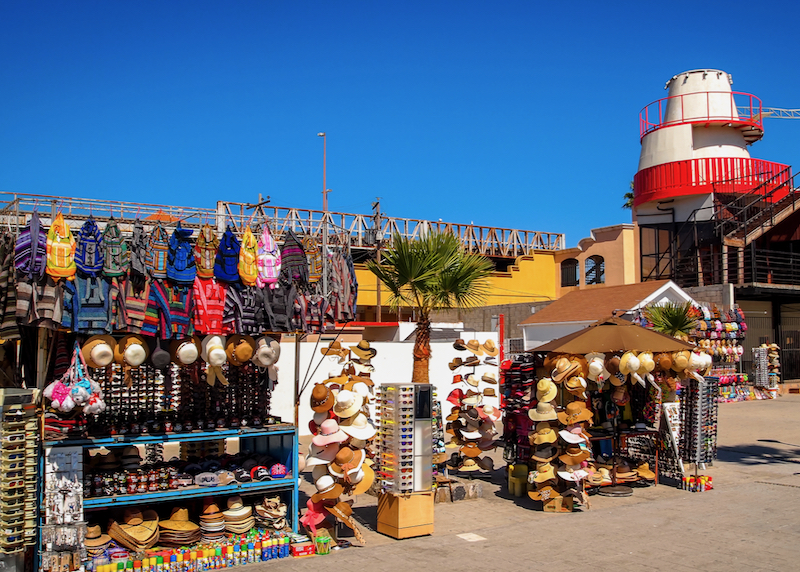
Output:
[0,192,564,258]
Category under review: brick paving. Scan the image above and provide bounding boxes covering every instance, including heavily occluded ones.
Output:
[269,395,800,571]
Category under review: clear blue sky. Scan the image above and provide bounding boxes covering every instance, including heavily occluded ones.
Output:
[2,1,799,246]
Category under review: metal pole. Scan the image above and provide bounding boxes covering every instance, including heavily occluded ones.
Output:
[318,132,329,298]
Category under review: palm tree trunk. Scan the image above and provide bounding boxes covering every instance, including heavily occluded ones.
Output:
[411,318,431,383]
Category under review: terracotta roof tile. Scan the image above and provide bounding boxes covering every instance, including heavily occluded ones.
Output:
[519,281,670,325]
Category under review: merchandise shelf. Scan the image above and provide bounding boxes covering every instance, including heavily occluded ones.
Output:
[83,476,296,509]
[45,425,295,448]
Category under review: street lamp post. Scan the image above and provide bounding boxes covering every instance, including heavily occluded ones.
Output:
[317,132,329,297]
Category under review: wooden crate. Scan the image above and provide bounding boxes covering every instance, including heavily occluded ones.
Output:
[376,491,434,539]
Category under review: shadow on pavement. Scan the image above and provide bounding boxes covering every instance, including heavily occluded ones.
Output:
[718,443,800,465]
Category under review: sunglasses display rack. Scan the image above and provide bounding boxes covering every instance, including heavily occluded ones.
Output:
[0,389,38,555]
[679,376,719,466]
[378,385,416,494]
[430,392,445,476]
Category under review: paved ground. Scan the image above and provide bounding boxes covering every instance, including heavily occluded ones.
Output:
[264,395,800,571]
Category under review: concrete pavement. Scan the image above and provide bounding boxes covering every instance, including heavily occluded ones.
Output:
[273,395,800,571]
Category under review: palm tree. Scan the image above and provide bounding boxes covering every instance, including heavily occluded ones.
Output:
[367,232,494,383]
[644,301,697,340]
[623,180,634,209]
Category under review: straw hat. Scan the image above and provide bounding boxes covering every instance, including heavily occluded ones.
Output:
[252,337,280,367]
[532,462,556,483]
[169,337,201,366]
[465,374,481,388]
[558,445,590,465]
[350,463,375,495]
[618,351,640,375]
[350,340,377,360]
[84,525,111,548]
[476,405,501,422]
[310,384,334,413]
[114,334,149,367]
[333,390,363,419]
[557,402,593,425]
[528,485,559,501]
[312,419,348,447]
[672,350,691,371]
[531,421,557,445]
[654,352,673,371]
[552,357,581,383]
[481,372,498,384]
[226,335,256,367]
[311,474,344,503]
[159,508,200,532]
[82,335,116,369]
[528,401,557,421]
[585,352,610,382]
[339,412,376,440]
[305,443,338,468]
[108,509,159,551]
[328,447,366,478]
[565,376,588,399]
[459,458,481,472]
[321,341,348,359]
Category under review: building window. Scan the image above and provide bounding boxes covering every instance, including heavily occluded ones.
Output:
[561,258,579,287]
[640,224,673,281]
[585,255,605,285]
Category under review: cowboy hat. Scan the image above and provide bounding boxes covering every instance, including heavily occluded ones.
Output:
[481,372,498,384]
[82,335,116,369]
[114,334,149,367]
[84,525,111,548]
[453,339,467,351]
[349,340,377,360]
[169,337,201,366]
[481,339,499,357]
[159,508,200,533]
[552,358,582,384]
[449,357,463,371]
[226,335,256,367]
[201,335,227,366]
[465,340,484,355]
[565,376,588,399]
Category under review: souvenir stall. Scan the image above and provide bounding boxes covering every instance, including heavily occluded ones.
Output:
[299,340,377,549]
[503,317,704,511]
[0,200,359,571]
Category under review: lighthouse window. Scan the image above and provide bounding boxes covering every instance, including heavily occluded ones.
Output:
[586,255,605,285]
[561,258,579,287]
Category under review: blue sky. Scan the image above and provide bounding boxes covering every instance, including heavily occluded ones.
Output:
[2,1,799,246]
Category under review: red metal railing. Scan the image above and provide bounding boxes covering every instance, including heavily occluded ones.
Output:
[639,91,763,138]
[633,157,791,207]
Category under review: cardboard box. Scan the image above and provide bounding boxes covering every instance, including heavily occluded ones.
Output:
[377,491,434,539]
[290,542,316,557]
[543,496,573,513]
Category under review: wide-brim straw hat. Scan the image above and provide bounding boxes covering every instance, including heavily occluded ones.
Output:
[333,389,363,419]
[339,412,376,440]
[350,463,375,495]
[82,335,117,369]
[159,508,200,532]
[529,401,558,422]
[328,447,366,478]
[114,334,149,367]
[108,509,159,551]
[465,340,484,355]
[350,340,377,360]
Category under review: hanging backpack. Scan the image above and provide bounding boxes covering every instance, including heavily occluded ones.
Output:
[146,222,170,280]
[46,212,76,280]
[238,226,258,286]
[303,235,322,284]
[167,222,196,285]
[102,219,129,278]
[14,210,47,281]
[75,218,104,277]
[256,225,282,289]
[214,226,241,283]
[129,218,149,280]
[194,224,219,279]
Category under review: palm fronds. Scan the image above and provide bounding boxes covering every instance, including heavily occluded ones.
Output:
[644,302,697,338]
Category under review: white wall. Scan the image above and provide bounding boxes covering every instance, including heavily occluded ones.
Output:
[522,321,593,351]
[270,331,500,436]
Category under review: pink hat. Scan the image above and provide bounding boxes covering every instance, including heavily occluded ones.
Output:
[477,405,502,422]
[311,419,347,447]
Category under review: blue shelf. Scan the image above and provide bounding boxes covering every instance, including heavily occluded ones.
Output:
[45,425,296,448]
[83,476,297,508]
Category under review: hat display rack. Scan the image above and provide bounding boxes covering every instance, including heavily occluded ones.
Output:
[444,338,501,475]
[301,339,377,544]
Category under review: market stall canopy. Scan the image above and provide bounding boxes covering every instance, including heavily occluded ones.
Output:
[528,316,694,354]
